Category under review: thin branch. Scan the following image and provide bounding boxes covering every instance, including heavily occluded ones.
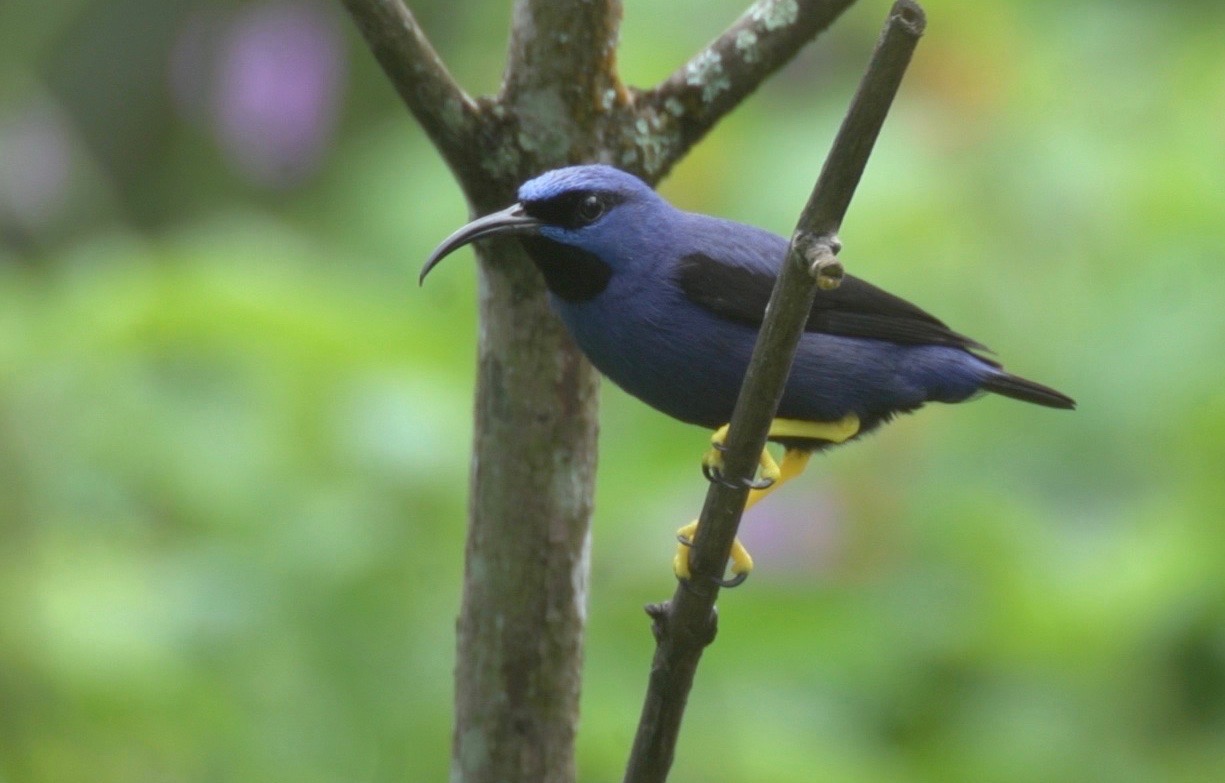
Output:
[628,0,856,179]
[621,3,927,782]
[340,0,483,175]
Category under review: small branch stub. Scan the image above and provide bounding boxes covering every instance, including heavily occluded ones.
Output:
[814,257,844,290]
[797,234,844,290]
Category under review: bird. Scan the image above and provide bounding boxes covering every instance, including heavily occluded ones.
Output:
[421,164,1074,586]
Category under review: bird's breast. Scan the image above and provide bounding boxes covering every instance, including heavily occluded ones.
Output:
[550,283,754,428]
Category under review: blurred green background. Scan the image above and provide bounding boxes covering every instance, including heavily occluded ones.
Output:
[2,0,1224,781]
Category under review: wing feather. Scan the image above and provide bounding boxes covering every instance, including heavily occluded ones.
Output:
[675,251,993,355]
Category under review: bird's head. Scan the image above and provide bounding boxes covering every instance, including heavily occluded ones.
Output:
[420,165,666,301]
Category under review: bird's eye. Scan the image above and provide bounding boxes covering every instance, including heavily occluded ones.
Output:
[576,194,604,224]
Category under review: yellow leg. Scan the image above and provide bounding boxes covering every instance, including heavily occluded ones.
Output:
[675,413,860,582]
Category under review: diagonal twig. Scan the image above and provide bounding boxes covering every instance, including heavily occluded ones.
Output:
[622,3,927,782]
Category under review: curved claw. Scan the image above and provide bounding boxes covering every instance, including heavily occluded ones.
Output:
[744,474,775,490]
[702,463,774,490]
[701,463,743,489]
[713,571,749,589]
[676,533,751,588]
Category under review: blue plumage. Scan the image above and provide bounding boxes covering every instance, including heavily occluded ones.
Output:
[422,164,1074,448]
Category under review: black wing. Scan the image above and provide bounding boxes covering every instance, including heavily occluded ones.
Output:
[675,252,993,355]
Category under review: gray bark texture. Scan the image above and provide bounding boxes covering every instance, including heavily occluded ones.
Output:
[340,1,857,781]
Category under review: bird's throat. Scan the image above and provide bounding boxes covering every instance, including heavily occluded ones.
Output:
[519,236,612,303]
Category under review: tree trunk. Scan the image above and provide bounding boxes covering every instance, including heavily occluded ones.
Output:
[453,239,599,782]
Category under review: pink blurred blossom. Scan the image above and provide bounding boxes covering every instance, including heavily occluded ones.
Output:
[0,99,73,232]
[173,1,346,188]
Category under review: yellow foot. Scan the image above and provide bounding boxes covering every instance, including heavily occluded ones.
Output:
[701,425,780,490]
[700,415,860,488]
[676,414,861,584]
[674,520,754,585]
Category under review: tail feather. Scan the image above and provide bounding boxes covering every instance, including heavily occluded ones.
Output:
[982,372,1075,409]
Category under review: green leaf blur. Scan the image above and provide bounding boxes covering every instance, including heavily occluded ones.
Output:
[2,1,1223,781]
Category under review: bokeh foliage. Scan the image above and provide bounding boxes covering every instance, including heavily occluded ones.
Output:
[2,0,1224,781]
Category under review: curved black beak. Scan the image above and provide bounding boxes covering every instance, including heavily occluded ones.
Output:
[419,203,543,285]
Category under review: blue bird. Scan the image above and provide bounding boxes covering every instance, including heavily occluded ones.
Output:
[422,164,1074,584]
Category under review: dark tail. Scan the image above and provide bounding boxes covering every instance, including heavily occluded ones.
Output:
[982,372,1076,409]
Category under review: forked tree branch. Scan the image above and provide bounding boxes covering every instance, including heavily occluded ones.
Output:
[341,0,900,780]
[622,3,927,782]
